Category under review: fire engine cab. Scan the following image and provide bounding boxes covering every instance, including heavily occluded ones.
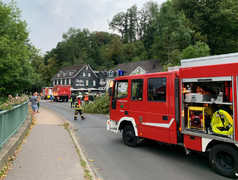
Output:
[107,53,238,178]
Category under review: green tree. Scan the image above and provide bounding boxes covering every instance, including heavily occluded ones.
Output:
[0,1,36,97]
[62,27,82,65]
[180,41,210,60]
[123,41,148,62]
[109,5,138,43]
[150,0,192,65]
[173,0,238,55]
[138,1,159,40]
[107,36,124,65]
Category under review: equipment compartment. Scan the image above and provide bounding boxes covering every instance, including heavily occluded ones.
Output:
[184,134,202,151]
[182,78,234,139]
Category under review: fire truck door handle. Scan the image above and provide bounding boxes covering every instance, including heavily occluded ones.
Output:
[139,116,142,122]
[163,116,168,121]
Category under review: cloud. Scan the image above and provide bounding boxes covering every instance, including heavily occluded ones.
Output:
[2,0,167,54]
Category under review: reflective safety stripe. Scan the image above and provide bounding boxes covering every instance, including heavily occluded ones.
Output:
[74,104,82,110]
[142,118,175,128]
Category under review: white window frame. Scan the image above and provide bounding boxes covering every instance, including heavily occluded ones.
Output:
[109,71,113,77]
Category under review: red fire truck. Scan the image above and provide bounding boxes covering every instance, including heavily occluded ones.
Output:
[41,87,53,99]
[107,53,238,178]
[53,85,71,102]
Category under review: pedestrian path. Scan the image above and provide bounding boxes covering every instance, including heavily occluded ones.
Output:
[4,107,85,180]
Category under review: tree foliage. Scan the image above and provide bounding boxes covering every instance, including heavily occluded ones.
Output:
[173,0,238,55]
[0,1,38,97]
[180,41,210,60]
[5,0,237,92]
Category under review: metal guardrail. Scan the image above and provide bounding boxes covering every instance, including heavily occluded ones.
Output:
[0,101,28,151]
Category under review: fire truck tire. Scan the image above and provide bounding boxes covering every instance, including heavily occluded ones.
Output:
[122,125,138,147]
[209,144,238,179]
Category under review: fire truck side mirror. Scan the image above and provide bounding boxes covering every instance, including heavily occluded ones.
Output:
[108,87,113,97]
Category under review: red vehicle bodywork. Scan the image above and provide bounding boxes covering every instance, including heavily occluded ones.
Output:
[107,53,238,178]
[53,85,71,102]
[41,87,53,99]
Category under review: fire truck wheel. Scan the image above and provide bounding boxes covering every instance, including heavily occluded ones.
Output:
[209,144,238,179]
[122,125,138,147]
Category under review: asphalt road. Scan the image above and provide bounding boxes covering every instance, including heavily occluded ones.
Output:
[40,100,231,180]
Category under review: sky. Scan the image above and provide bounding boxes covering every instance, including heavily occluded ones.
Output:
[3,0,167,54]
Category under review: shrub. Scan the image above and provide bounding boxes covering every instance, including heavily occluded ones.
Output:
[83,94,110,114]
[0,95,28,111]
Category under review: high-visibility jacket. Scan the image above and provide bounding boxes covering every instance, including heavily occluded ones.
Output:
[74,99,82,110]
[84,95,89,101]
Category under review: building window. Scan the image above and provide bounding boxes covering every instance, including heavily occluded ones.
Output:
[93,80,96,86]
[148,77,167,102]
[86,80,89,86]
[88,73,91,77]
[86,66,88,70]
[83,73,85,77]
[109,71,113,77]
[58,79,60,84]
[66,79,69,85]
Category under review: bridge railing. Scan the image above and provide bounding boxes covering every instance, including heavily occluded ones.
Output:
[0,101,28,151]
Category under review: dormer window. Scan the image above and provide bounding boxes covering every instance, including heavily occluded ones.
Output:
[109,71,113,77]
[83,73,85,77]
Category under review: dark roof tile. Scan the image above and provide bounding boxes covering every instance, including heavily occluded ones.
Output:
[112,60,162,76]
[52,65,85,79]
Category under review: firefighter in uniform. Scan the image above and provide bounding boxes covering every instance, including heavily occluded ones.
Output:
[74,96,85,120]
[84,93,89,104]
